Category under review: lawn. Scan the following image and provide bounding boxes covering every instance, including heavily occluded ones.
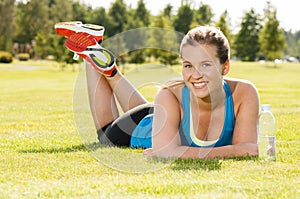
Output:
[0,60,299,198]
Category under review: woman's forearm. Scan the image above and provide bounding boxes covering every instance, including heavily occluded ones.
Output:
[180,142,257,159]
[144,142,258,159]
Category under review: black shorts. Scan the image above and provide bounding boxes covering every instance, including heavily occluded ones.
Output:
[97,103,154,147]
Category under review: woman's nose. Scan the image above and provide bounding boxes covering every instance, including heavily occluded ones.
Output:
[192,67,203,78]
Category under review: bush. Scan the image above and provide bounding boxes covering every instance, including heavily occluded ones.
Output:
[0,51,13,63]
[17,53,30,61]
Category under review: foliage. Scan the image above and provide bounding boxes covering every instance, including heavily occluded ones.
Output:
[0,51,13,63]
[216,10,232,45]
[17,53,30,61]
[173,4,194,34]
[147,14,181,66]
[14,0,49,44]
[87,7,111,36]
[162,3,173,19]
[128,50,146,64]
[284,30,300,57]
[0,0,15,51]
[234,9,262,61]
[71,1,89,23]
[259,2,286,61]
[193,2,214,26]
[158,50,179,66]
[0,0,298,64]
[107,0,129,36]
[134,0,150,27]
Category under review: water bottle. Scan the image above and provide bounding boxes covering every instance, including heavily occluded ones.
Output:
[258,104,276,161]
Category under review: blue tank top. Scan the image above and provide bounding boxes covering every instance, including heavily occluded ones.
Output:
[130,81,235,148]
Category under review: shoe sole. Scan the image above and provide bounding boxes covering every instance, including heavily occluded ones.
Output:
[65,32,117,77]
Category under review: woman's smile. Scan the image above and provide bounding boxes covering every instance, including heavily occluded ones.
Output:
[192,81,208,89]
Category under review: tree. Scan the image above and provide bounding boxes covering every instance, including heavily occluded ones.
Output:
[14,0,49,44]
[234,9,261,61]
[173,4,193,34]
[88,7,111,36]
[194,2,214,26]
[259,2,285,61]
[13,0,51,59]
[134,0,150,26]
[162,4,173,19]
[282,30,300,58]
[48,0,74,62]
[0,0,15,51]
[121,2,148,64]
[107,0,128,36]
[215,10,232,44]
[72,1,89,23]
[125,13,146,64]
[49,0,73,24]
[147,13,180,66]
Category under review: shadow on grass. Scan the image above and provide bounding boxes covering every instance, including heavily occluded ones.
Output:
[18,144,89,154]
[225,156,259,161]
[18,142,258,172]
[17,142,120,154]
[169,158,222,171]
[157,156,258,171]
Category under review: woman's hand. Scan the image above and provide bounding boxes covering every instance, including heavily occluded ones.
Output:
[143,148,178,158]
[143,148,153,157]
[233,142,258,157]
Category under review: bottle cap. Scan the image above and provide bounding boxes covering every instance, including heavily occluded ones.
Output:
[261,104,271,111]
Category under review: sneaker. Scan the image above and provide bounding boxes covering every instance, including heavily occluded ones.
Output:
[65,32,117,77]
[54,21,105,43]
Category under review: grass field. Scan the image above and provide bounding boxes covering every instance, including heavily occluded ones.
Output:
[0,60,299,198]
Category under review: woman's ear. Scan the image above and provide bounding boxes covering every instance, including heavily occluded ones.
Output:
[222,59,230,75]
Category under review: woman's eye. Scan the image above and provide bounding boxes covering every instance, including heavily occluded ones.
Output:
[184,64,192,68]
[202,63,211,68]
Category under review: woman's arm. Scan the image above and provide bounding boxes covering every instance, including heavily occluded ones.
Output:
[143,142,258,159]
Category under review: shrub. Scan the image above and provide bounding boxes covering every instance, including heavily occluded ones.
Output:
[17,53,30,61]
[0,51,13,63]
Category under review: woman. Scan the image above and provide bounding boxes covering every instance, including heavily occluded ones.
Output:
[59,23,259,159]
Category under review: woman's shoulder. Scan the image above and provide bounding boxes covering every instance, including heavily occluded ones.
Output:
[154,85,184,117]
[156,84,184,102]
[224,77,258,94]
[224,77,259,105]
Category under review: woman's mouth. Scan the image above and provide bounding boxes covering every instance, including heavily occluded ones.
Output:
[192,81,208,89]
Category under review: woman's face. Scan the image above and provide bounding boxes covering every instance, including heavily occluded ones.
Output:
[181,44,228,100]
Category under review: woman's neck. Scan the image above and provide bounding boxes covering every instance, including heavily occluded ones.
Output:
[191,84,226,111]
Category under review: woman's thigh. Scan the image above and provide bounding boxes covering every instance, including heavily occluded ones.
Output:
[97,103,154,146]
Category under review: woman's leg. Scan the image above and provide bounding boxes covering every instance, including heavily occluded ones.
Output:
[98,103,154,146]
[86,61,148,130]
[106,68,148,112]
[86,61,119,130]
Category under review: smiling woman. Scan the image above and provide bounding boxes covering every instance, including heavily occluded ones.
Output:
[56,22,259,159]
[143,26,259,159]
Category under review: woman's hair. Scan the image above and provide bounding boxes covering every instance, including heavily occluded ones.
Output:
[180,25,230,64]
[164,25,230,88]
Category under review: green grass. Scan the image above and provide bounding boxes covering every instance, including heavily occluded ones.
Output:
[0,60,299,198]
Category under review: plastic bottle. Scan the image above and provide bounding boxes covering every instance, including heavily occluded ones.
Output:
[258,104,276,161]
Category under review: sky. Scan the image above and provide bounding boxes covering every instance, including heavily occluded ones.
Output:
[81,0,299,32]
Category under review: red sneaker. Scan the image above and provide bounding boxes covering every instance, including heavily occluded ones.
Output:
[54,21,105,43]
[65,32,117,77]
